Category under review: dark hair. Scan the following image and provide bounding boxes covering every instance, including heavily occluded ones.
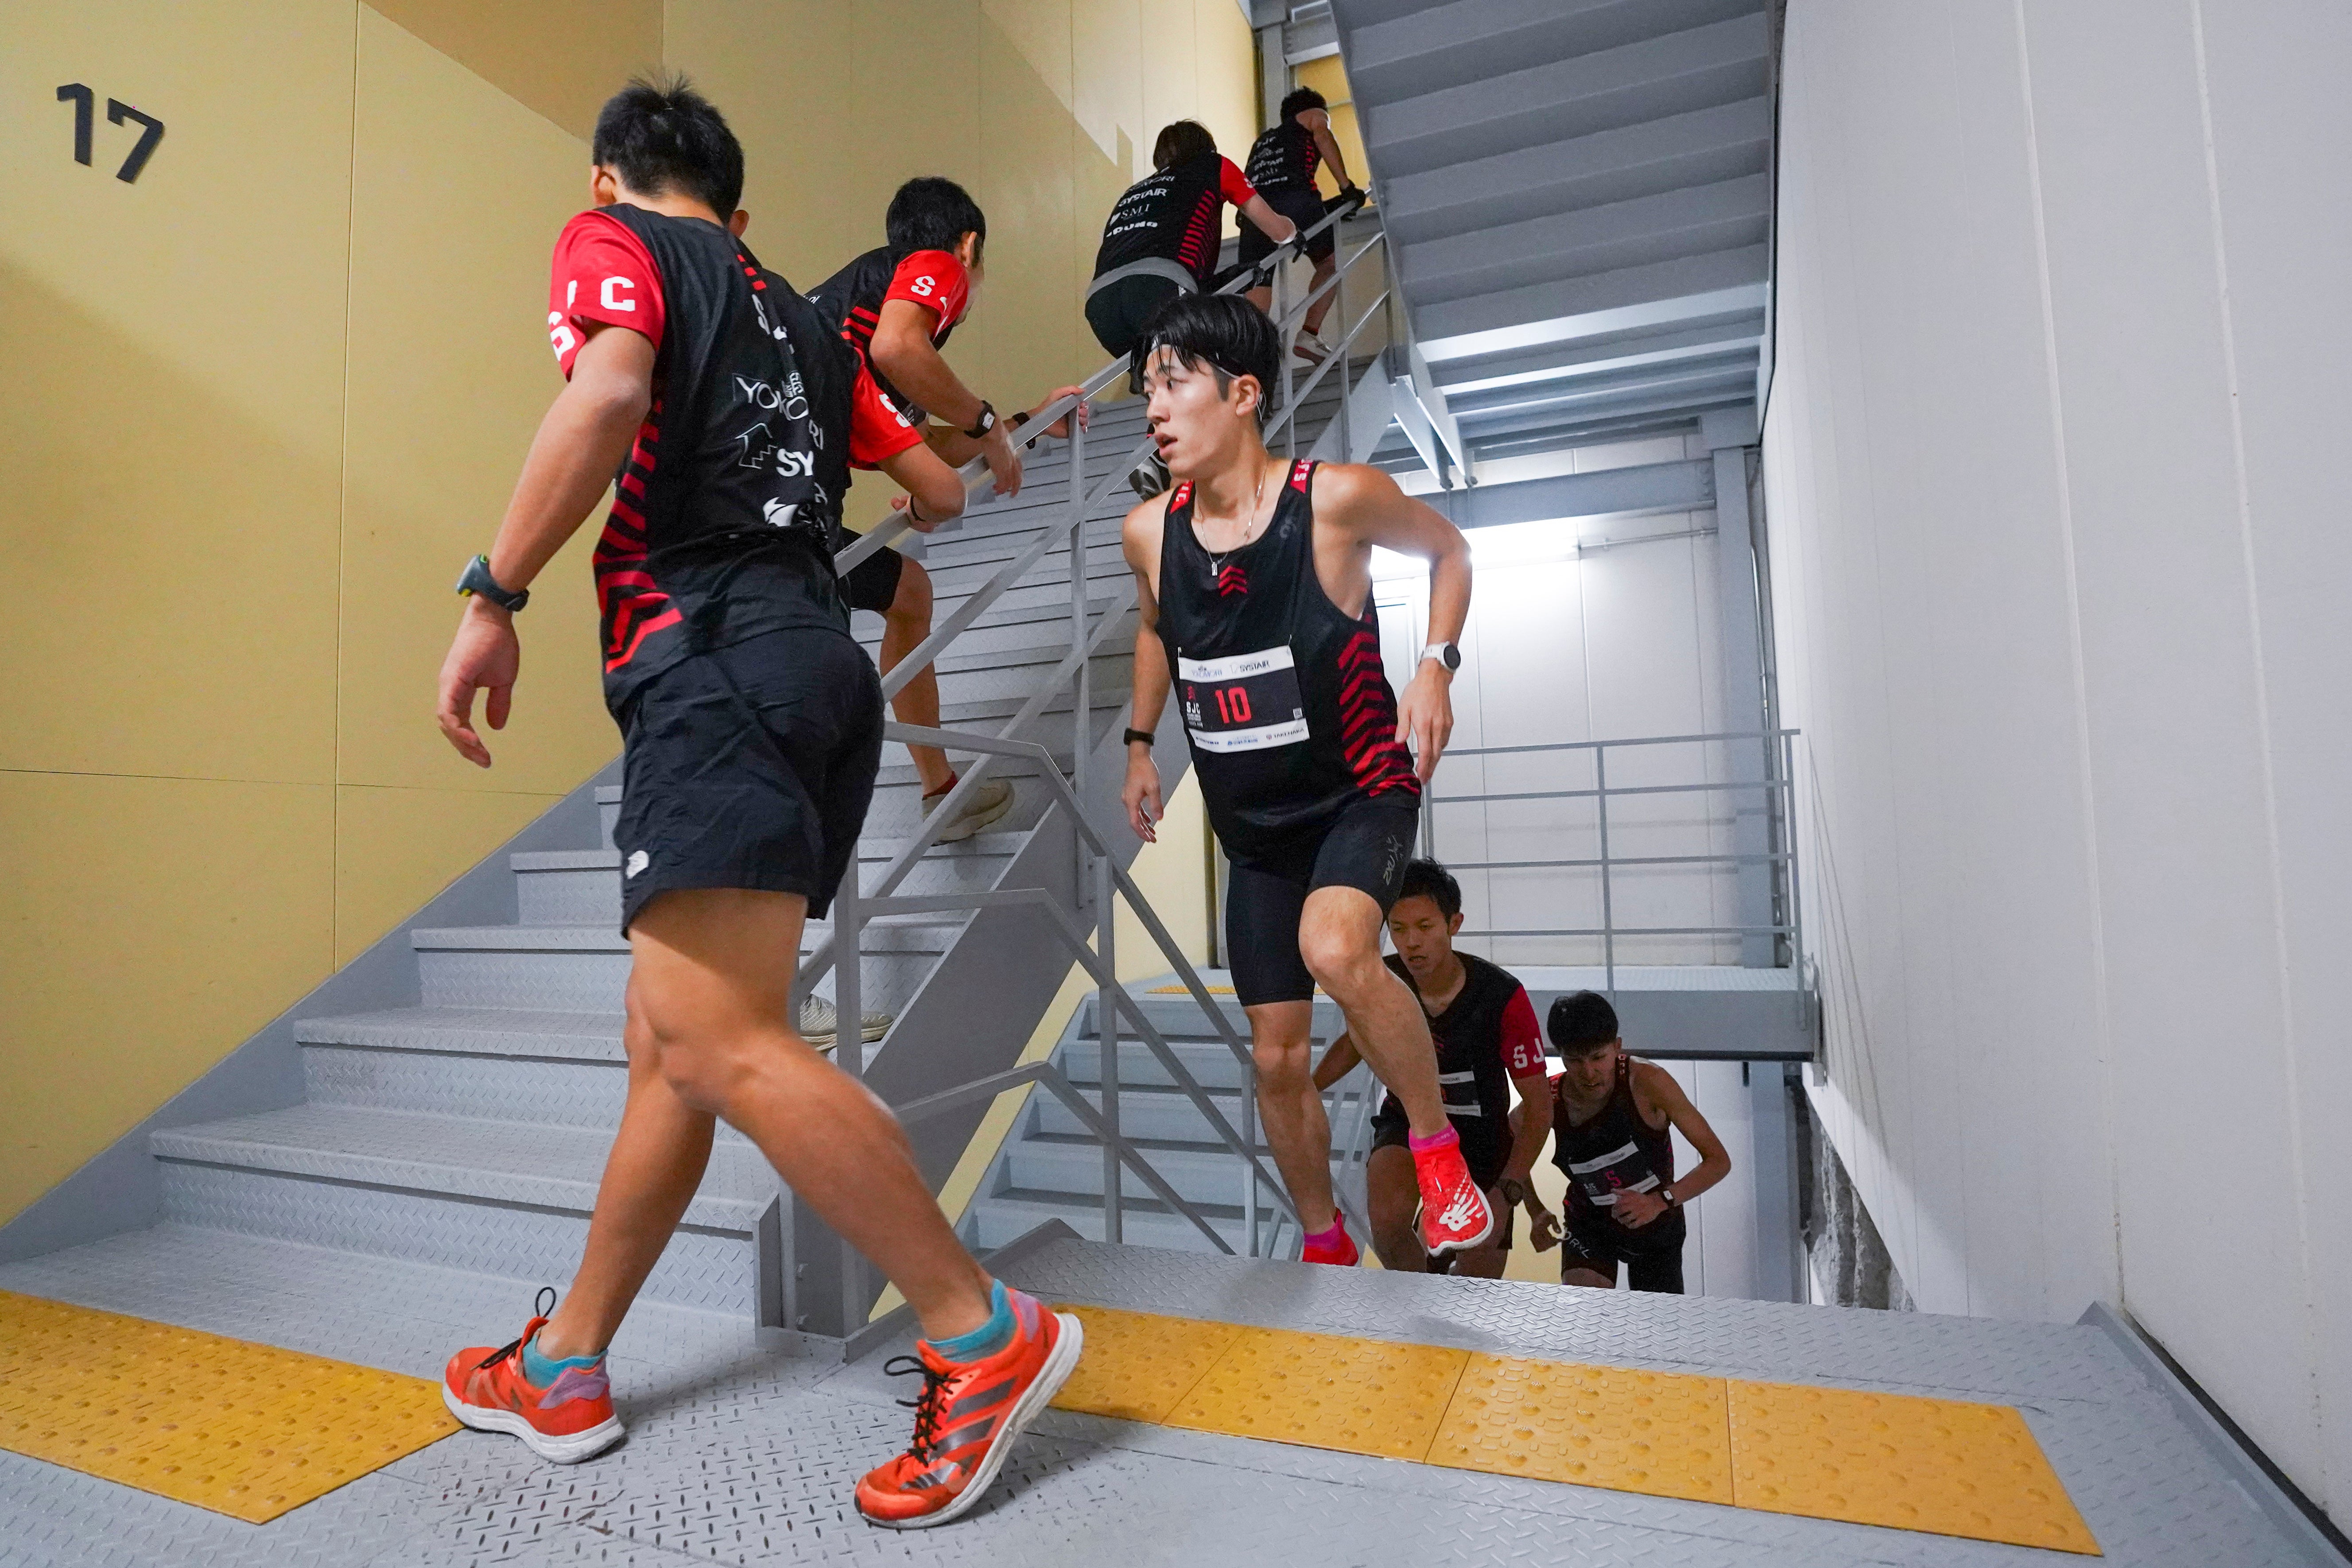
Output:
[886,176,986,261]
[1279,86,1328,123]
[1394,859,1461,921]
[1153,120,1218,171]
[1137,293,1281,425]
[1548,990,1620,1052]
[592,74,744,217]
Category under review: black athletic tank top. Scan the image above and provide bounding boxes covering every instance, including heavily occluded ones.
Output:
[1376,953,1524,1171]
[592,206,854,704]
[1552,1056,1682,1233]
[1245,120,1321,193]
[1157,460,1419,861]
[806,245,960,424]
[1093,152,1248,291]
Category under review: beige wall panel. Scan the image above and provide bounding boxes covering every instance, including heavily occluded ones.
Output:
[972,8,1087,400]
[368,0,662,140]
[852,1,983,209]
[0,772,335,1223]
[1192,0,1261,158]
[665,0,864,286]
[333,784,562,966]
[1138,0,1202,171]
[1073,0,1144,180]
[337,9,618,798]
[0,0,354,785]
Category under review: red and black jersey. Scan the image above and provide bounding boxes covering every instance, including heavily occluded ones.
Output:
[1245,119,1322,194]
[546,204,855,704]
[1091,152,1258,291]
[808,245,970,442]
[1553,1056,1681,1231]
[1375,953,1546,1176]
[1156,460,1418,862]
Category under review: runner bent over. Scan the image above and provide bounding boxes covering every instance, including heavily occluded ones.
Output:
[1544,991,1733,1293]
[1313,860,1549,1276]
[811,178,1084,846]
[1240,86,1364,360]
[431,78,1079,1528]
[1119,292,1492,1266]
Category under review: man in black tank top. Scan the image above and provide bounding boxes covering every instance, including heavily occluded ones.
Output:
[1314,862,1553,1277]
[1540,991,1735,1294]
[431,79,1080,1529]
[1118,294,1495,1267]
[1240,87,1365,354]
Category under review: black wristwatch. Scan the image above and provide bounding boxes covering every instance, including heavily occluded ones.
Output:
[1123,727,1156,748]
[1496,1177,1528,1208]
[965,400,997,439]
[455,554,528,613]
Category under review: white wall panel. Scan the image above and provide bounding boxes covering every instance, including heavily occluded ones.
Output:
[1766,0,2348,1510]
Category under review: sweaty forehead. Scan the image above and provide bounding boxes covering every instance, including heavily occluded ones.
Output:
[1388,895,1446,924]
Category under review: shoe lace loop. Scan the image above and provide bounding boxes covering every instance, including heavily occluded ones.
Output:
[882,1354,955,1461]
[477,1286,559,1373]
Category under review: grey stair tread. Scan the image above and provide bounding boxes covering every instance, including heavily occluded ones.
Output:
[411,912,973,950]
[295,1006,625,1056]
[516,831,1028,873]
[150,1104,772,1230]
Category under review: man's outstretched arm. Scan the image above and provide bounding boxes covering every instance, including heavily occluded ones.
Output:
[437,323,653,767]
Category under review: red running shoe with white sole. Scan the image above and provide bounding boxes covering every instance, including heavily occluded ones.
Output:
[1414,1136,1495,1254]
[856,1286,1083,1529]
[1300,1214,1360,1266]
[442,1289,624,1464]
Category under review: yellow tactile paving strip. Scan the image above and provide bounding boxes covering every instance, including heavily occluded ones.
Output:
[1051,1304,2099,1555]
[0,1290,458,1523]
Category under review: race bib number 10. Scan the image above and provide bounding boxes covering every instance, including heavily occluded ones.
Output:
[1178,646,1310,753]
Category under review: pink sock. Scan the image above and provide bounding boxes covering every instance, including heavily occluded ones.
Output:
[1408,1125,1460,1155]
[1304,1211,1348,1246]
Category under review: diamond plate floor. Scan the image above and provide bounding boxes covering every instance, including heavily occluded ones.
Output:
[0,1227,2328,1567]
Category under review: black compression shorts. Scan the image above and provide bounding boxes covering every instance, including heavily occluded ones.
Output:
[1558,1213,1687,1293]
[1239,186,1338,270]
[1223,797,1419,1006]
[612,627,883,934]
[1086,272,1186,360]
[838,541,906,616]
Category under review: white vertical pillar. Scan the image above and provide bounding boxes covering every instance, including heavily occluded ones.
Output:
[1702,404,1774,968]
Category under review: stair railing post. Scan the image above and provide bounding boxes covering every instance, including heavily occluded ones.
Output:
[1335,237,1350,461]
[1278,263,1296,464]
[1097,851,1121,1243]
[831,856,865,1331]
[1243,1062,1260,1256]
[1595,743,1616,998]
[1069,407,1093,914]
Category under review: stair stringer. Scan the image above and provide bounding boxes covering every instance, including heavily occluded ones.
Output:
[860,658,1195,1195]
[0,756,622,1265]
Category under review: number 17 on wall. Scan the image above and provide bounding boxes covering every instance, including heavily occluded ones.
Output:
[57,84,165,184]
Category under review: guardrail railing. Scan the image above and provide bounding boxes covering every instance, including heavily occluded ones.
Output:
[1419,729,1805,996]
[791,195,1385,1331]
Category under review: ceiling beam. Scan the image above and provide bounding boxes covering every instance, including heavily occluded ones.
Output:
[1431,458,1714,529]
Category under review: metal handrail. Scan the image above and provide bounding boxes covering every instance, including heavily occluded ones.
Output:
[802,192,1381,1284]
[1422,728,1805,994]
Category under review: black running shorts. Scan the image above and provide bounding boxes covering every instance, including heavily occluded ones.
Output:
[612,626,884,934]
[1368,1117,1514,1253]
[1558,1213,1687,1293]
[1223,797,1419,1006]
[838,541,906,617]
[1086,272,1186,360]
[1239,186,1338,270]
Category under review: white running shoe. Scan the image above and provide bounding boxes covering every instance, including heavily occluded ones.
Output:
[800,996,890,1051]
[1127,450,1171,500]
[924,776,1015,844]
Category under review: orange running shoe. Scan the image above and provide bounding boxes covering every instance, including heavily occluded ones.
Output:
[855,1286,1083,1529]
[441,1289,624,1464]
[1414,1132,1495,1255]
[1300,1212,1360,1266]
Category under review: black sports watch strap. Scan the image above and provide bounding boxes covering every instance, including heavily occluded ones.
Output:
[1123,728,1155,747]
[964,400,997,439]
[455,555,528,613]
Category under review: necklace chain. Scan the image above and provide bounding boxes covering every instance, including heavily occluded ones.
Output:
[1204,459,1275,578]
